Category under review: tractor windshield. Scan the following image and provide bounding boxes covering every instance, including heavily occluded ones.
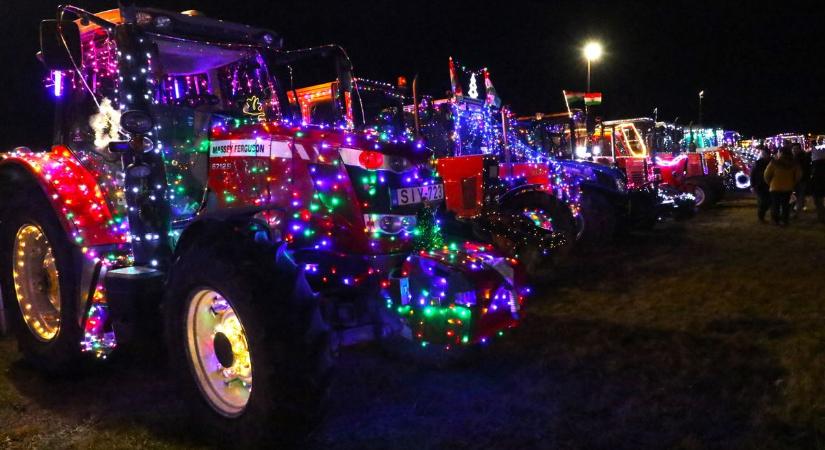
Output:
[152,38,277,120]
[147,37,281,220]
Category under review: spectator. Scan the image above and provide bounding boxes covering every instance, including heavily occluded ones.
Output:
[791,143,812,217]
[811,139,825,224]
[764,146,802,226]
[750,147,772,222]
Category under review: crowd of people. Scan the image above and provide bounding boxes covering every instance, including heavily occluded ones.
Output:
[750,142,825,226]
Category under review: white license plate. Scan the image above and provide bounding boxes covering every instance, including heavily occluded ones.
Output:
[393,184,444,206]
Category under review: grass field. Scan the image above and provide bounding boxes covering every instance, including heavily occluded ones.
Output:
[2,194,825,449]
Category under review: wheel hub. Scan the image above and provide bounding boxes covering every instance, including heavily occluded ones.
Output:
[213,332,235,368]
[12,224,61,342]
[186,289,253,417]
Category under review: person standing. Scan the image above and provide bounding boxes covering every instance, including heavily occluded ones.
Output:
[750,147,772,222]
[792,143,812,217]
[811,139,825,224]
[764,146,802,226]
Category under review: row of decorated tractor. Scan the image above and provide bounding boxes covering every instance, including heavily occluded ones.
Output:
[0,3,746,445]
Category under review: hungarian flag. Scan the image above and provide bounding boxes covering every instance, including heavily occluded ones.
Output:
[564,91,585,104]
[449,57,463,97]
[584,92,603,105]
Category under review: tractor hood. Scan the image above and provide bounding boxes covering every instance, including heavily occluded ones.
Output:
[206,121,441,255]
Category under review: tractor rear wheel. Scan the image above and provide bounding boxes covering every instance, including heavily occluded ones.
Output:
[501,191,575,278]
[164,226,332,446]
[576,191,616,246]
[0,180,86,373]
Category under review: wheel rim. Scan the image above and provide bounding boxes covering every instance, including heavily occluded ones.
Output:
[693,186,706,206]
[13,223,61,342]
[186,289,253,417]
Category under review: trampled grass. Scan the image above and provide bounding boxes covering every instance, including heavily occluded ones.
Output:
[2,194,825,449]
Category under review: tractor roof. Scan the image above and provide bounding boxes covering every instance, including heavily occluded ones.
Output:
[76,7,282,49]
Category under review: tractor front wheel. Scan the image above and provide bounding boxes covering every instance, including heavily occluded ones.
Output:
[164,226,332,446]
[685,180,716,209]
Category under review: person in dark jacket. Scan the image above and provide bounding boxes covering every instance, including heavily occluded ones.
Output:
[750,147,772,222]
[764,146,802,226]
[792,143,812,217]
[811,139,825,224]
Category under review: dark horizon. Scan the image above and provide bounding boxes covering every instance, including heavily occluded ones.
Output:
[1,0,823,149]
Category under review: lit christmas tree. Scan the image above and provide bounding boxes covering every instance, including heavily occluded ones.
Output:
[413,203,444,251]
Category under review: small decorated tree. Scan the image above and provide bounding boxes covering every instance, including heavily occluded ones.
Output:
[413,203,444,251]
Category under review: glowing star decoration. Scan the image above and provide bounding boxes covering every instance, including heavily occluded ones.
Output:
[467,73,479,99]
[89,98,122,149]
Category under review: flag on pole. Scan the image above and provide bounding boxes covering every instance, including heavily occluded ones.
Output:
[562,90,573,117]
[564,91,585,104]
[449,57,462,97]
[484,69,501,108]
[584,92,602,105]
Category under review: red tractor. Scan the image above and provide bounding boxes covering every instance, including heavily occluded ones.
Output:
[292,70,575,278]
[0,4,525,444]
[592,118,724,209]
[415,62,578,275]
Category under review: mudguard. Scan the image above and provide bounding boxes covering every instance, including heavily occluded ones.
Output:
[497,182,547,205]
[0,146,127,247]
[558,159,628,200]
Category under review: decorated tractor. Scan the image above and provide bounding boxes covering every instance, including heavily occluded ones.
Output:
[516,111,694,231]
[295,66,577,277]
[580,117,712,209]
[674,127,751,192]
[412,60,583,275]
[0,4,526,444]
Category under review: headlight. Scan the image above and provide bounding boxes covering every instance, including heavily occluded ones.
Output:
[364,214,417,235]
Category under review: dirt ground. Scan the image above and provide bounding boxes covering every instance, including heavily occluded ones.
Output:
[2,194,825,449]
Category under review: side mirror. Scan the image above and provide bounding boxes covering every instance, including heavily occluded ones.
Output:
[121,110,154,134]
[39,20,82,71]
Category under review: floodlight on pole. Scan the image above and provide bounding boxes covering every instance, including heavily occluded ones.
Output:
[583,41,603,93]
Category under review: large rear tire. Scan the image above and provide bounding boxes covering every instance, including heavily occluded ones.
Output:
[164,224,332,446]
[501,191,575,278]
[576,191,616,246]
[0,178,86,373]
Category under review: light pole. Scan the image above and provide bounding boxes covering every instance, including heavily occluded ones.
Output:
[583,41,603,95]
[698,90,704,126]
[583,41,602,151]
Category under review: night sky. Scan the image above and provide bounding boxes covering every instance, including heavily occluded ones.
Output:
[1,0,823,149]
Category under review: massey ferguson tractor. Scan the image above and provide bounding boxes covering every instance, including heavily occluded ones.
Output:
[0,4,526,445]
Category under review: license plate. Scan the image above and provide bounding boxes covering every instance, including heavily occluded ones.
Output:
[393,184,444,206]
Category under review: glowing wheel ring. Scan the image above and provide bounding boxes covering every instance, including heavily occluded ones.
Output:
[186,289,253,418]
[693,185,706,206]
[735,171,751,189]
[12,223,61,342]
